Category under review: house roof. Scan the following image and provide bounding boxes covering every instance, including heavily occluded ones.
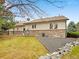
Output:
[15,21,28,27]
[16,16,69,27]
[30,16,69,23]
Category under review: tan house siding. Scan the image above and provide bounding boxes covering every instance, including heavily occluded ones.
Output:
[24,24,32,30]
[36,23,49,30]
[57,21,66,29]
[24,22,50,30]
[24,21,66,30]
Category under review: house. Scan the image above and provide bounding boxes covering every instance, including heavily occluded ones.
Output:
[9,16,69,38]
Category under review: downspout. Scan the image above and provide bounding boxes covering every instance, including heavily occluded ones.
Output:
[65,20,67,38]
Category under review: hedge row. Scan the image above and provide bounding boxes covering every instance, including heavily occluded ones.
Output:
[67,32,79,38]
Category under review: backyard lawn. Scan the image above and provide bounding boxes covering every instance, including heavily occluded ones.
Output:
[62,46,79,59]
[0,36,48,59]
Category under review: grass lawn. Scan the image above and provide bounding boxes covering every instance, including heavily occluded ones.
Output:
[0,36,48,59]
[61,46,79,59]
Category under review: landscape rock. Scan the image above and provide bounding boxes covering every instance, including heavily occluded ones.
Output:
[39,56,51,59]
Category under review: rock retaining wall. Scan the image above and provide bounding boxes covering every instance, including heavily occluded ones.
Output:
[9,29,66,38]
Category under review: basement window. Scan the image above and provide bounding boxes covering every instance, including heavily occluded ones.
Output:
[42,33,45,37]
[23,28,25,31]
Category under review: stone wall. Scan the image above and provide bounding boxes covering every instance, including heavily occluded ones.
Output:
[9,29,66,38]
[28,29,66,38]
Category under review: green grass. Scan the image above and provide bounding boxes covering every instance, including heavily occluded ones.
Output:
[62,46,79,59]
[0,36,48,59]
[71,32,79,35]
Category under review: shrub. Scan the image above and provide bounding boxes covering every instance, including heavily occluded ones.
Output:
[67,32,79,38]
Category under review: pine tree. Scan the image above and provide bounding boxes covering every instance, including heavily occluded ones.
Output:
[76,22,79,32]
[68,21,76,32]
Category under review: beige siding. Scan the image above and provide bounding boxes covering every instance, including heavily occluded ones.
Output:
[35,23,49,30]
[24,23,49,30]
[24,21,66,30]
[57,21,66,29]
[24,24,32,30]
[10,20,66,31]
[14,27,24,31]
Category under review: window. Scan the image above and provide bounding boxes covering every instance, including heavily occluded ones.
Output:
[23,28,25,31]
[54,24,58,29]
[42,33,45,37]
[32,24,36,29]
[50,23,53,29]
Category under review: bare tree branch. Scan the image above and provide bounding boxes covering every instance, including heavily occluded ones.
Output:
[3,0,67,19]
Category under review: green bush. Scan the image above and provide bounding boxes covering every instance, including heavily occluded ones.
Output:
[67,32,79,38]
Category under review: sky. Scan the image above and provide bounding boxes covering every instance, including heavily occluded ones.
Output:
[11,0,79,24]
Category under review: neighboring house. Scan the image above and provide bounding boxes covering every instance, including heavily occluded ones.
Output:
[9,16,69,38]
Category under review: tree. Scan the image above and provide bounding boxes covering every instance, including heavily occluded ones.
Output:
[67,21,76,32]
[0,3,15,32]
[76,22,79,32]
[4,0,67,18]
[0,17,15,31]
